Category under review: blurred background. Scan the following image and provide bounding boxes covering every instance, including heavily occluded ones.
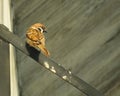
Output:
[12,0,120,96]
[1,0,120,96]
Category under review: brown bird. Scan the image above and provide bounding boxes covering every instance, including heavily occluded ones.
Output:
[26,23,50,56]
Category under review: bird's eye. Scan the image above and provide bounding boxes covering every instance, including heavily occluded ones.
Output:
[38,27,43,33]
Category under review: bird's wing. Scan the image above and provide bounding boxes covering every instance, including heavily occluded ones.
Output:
[26,28,40,41]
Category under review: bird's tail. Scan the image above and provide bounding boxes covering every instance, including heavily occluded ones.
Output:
[37,45,50,57]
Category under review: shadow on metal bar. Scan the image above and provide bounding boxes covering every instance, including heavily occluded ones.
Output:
[0,24,104,96]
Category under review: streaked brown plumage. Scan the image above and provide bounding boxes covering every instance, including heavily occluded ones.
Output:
[26,23,50,56]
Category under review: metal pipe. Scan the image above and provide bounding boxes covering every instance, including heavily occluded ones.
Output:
[0,24,104,96]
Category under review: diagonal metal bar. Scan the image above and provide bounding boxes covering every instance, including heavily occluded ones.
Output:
[0,24,104,96]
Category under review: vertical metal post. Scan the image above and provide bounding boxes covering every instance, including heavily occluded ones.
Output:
[0,1,10,96]
[0,0,19,96]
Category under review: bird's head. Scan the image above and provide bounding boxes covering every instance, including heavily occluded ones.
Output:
[30,23,47,33]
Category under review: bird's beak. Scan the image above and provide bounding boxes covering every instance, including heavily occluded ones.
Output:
[43,30,47,33]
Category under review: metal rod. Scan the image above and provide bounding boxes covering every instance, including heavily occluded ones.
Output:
[0,24,104,96]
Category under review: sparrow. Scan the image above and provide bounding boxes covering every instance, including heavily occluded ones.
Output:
[26,23,50,56]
